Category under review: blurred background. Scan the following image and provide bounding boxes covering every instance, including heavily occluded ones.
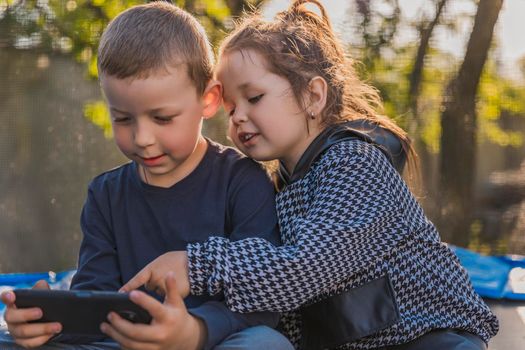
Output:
[0,0,524,274]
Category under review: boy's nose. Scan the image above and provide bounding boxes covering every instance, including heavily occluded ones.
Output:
[133,122,155,148]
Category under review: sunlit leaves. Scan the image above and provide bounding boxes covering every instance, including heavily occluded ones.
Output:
[364,42,525,153]
[0,0,244,137]
[477,61,525,147]
[83,100,112,138]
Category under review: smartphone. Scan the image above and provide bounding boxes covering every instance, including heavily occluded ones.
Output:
[13,289,152,335]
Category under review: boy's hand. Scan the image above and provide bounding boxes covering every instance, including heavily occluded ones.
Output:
[0,280,62,348]
[120,251,190,298]
[102,273,206,350]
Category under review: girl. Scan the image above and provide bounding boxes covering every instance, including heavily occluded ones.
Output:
[123,0,498,349]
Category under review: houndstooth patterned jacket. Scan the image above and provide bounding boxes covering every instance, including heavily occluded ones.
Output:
[187,140,499,349]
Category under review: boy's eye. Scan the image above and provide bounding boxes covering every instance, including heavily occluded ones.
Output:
[153,116,175,123]
[248,94,263,104]
[112,116,131,124]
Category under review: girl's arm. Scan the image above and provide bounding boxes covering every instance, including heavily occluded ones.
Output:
[188,141,419,313]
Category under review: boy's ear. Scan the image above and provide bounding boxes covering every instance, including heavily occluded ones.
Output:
[202,80,223,119]
[307,76,328,115]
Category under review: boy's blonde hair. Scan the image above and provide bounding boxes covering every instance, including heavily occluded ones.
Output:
[98,1,214,94]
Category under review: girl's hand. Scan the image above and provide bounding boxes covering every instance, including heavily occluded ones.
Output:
[120,251,190,298]
[0,280,62,348]
[102,273,205,350]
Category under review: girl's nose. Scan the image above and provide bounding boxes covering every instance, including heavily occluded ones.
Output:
[230,108,248,125]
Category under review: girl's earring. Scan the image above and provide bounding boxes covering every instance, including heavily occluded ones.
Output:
[309,111,315,120]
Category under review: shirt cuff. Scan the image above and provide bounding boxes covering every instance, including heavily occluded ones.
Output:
[188,302,233,350]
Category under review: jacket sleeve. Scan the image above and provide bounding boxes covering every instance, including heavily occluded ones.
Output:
[187,142,415,313]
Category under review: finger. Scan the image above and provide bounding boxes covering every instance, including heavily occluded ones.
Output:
[4,307,43,323]
[164,272,185,308]
[14,334,54,349]
[104,312,158,342]
[154,287,166,297]
[120,269,151,293]
[32,280,50,290]
[8,322,61,339]
[1,290,16,306]
[144,277,165,295]
[100,322,156,350]
[143,280,158,293]
[128,290,168,322]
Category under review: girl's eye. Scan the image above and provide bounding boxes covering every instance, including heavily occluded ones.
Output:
[228,108,236,117]
[248,94,263,104]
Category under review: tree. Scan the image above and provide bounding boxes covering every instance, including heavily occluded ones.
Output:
[439,0,504,245]
[353,0,401,71]
[407,0,448,132]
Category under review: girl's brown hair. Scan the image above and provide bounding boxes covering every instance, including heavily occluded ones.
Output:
[219,0,416,167]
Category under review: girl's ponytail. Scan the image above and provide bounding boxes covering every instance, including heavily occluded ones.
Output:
[284,0,332,30]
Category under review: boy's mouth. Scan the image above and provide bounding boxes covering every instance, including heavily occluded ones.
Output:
[140,154,165,166]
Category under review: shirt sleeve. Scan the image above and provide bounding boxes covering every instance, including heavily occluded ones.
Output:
[188,142,412,313]
[189,159,282,347]
[189,302,279,350]
[70,181,122,291]
[51,183,118,344]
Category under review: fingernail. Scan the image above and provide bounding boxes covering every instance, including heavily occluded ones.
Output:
[4,292,14,302]
[100,323,107,332]
[33,309,43,318]
[53,324,61,333]
[107,312,113,321]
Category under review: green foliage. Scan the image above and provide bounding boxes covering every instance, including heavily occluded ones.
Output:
[84,100,112,138]
[3,0,523,151]
[477,61,525,147]
[0,0,251,138]
[362,42,525,153]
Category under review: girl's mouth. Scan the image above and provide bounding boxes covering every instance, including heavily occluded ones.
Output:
[238,132,259,145]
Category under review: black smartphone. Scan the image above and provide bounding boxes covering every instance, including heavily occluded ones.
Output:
[13,289,152,335]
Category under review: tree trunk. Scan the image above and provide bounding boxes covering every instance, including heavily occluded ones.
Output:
[408,0,448,133]
[439,0,503,245]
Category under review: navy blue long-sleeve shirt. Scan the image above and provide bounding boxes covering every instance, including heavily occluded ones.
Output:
[70,139,281,348]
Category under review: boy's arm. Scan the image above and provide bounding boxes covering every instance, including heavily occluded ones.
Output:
[70,182,122,291]
[54,181,121,344]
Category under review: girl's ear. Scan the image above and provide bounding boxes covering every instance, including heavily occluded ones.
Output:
[202,80,223,119]
[307,76,328,115]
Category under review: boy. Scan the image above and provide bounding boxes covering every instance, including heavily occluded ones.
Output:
[0,2,293,349]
